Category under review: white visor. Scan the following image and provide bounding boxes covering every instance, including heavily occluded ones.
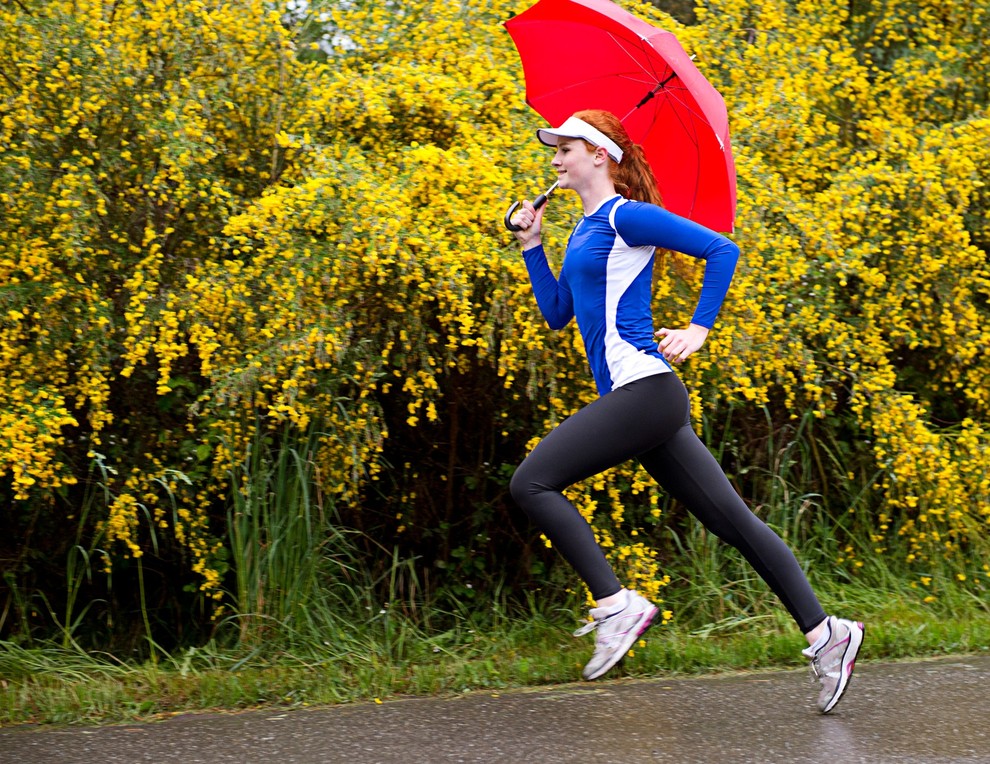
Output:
[537,117,624,163]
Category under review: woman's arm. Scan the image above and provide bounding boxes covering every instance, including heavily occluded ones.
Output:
[614,202,740,329]
[522,244,574,330]
[510,199,574,330]
[614,202,739,362]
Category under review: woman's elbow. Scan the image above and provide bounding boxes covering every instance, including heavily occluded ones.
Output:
[536,304,572,330]
[722,239,741,266]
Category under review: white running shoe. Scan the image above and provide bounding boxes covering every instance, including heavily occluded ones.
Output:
[574,589,658,680]
[802,615,865,713]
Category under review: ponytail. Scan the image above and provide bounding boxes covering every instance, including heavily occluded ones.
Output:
[571,109,663,207]
[615,143,663,207]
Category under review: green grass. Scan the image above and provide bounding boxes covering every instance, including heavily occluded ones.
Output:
[4,418,987,729]
[2,580,988,729]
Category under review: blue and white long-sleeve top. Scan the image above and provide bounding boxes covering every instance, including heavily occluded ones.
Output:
[522,195,739,396]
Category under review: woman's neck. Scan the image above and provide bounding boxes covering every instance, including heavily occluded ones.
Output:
[577,176,619,216]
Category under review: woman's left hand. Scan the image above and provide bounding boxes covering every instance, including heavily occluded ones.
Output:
[655,323,710,363]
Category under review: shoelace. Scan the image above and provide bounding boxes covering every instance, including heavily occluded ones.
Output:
[809,636,848,681]
[573,608,628,642]
[809,654,824,680]
[573,619,601,638]
[805,619,835,680]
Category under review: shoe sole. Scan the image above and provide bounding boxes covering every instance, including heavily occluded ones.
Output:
[583,605,658,681]
[821,621,864,714]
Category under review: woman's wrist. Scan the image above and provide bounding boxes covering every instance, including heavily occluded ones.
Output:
[520,236,542,252]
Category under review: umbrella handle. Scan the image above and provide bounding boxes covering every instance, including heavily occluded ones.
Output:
[503,182,558,231]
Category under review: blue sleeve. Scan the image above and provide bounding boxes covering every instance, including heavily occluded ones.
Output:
[522,244,574,330]
[613,202,740,329]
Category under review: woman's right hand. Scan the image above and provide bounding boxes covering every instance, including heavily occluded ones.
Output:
[510,199,546,249]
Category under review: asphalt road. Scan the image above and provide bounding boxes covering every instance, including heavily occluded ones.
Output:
[2,654,988,763]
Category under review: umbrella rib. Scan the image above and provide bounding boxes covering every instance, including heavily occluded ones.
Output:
[648,96,703,217]
[600,29,725,145]
[653,92,702,148]
[641,79,722,146]
[607,29,670,84]
[604,33,689,124]
[527,31,677,121]
[602,36,724,149]
[528,70,657,105]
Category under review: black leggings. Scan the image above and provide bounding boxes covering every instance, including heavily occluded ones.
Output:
[509,372,827,634]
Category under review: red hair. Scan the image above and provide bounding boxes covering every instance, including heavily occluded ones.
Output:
[571,109,663,207]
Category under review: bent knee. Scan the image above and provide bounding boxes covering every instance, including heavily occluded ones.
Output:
[509,461,555,509]
[509,464,533,506]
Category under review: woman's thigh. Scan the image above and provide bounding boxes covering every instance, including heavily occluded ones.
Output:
[514,373,689,493]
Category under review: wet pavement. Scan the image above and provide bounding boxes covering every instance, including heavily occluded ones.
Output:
[1,654,988,763]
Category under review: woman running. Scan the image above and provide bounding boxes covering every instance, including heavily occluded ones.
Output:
[508,109,863,713]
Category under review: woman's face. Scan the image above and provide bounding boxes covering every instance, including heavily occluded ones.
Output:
[551,137,605,191]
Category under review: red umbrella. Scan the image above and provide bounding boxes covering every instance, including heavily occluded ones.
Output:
[504,0,737,232]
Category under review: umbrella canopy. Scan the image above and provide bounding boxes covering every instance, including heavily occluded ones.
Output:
[504,0,737,232]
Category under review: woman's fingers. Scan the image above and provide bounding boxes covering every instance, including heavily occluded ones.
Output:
[511,207,534,230]
[655,326,706,363]
[511,200,545,246]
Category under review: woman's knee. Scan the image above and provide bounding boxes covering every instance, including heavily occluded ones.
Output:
[509,461,534,507]
[509,458,557,513]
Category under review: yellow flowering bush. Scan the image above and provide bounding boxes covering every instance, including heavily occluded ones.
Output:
[1,0,988,643]
[674,0,990,588]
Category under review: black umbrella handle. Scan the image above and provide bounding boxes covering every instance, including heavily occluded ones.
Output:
[503,182,558,231]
